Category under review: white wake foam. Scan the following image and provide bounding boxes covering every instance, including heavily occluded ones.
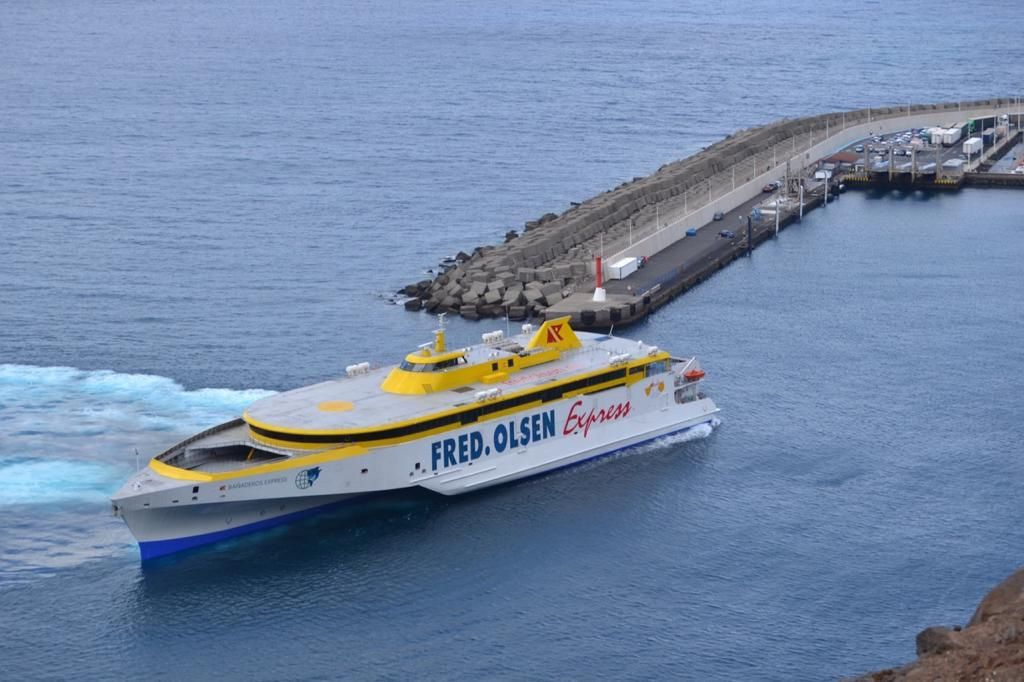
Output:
[0,364,277,506]
[0,457,122,505]
[0,364,275,436]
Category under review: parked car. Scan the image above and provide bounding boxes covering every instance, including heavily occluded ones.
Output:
[713,211,725,221]
[719,230,735,239]
[762,183,775,193]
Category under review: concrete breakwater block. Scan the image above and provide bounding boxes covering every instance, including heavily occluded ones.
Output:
[523,287,545,304]
[539,282,561,297]
[543,290,563,306]
[459,305,480,320]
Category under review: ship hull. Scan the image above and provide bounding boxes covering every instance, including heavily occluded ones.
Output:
[114,360,718,560]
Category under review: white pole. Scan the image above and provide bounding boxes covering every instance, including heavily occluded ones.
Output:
[775,199,779,237]
[656,204,660,229]
[799,183,804,222]
[629,217,633,245]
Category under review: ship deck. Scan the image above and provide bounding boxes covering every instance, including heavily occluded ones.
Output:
[243,330,679,432]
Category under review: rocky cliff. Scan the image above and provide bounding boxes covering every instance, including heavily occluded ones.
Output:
[850,566,1024,681]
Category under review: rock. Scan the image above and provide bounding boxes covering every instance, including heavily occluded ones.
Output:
[403,298,422,311]
[504,230,519,242]
[851,566,1024,681]
[402,283,419,297]
[969,565,1024,626]
[455,251,471,262]
[507,306,527,321]
[484,289,502,305]
[459,305,480,320]
[915,627,961,657]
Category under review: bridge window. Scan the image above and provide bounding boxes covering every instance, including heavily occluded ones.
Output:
[399,356,465,372]
[645,360,669,377]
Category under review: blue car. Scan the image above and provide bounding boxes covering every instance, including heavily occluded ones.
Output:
[686,227,698,237]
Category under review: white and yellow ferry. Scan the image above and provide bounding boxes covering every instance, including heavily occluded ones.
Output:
[112,316,718,559]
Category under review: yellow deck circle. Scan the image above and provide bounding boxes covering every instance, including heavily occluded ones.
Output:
[317,400,354,412]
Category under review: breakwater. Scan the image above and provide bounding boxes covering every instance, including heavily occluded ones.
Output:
[403,98,1023,323]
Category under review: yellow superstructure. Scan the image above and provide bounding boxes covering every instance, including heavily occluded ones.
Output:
[380,317,581,395]
[237,316,671,451]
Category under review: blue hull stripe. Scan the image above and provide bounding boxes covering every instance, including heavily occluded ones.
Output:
[138,495,365,561]
[138,419,714,560]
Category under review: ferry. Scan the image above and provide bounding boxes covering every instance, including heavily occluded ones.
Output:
[112,316,719,559]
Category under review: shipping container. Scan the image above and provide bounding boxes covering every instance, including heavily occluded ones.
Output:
[942,158,966,170]
[970,116,996,135]
[942,128,961,146]
[962,137,982,156]
[929,128,946,145]
[982,128,994,145]
[607,257,638,280]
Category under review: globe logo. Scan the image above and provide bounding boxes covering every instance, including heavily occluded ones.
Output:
[295,467,321,490]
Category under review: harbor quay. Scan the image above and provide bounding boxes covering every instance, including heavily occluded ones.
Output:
[402,98,1024,330]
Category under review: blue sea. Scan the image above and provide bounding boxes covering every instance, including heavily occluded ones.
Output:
[2,1,1023,679]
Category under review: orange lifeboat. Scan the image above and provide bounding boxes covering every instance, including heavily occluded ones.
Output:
[683,369,705,382]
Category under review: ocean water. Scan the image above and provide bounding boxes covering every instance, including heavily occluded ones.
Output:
[2,1,1023,679]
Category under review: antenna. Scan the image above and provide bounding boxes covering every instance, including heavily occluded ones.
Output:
[434,312,448,353]
[134,448,140,472]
